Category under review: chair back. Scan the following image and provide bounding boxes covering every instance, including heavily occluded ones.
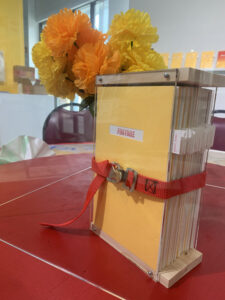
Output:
[211,110,225,151]
[43,103,94,144]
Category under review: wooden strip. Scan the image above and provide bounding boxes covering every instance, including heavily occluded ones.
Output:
[159,249,202,288]
[178,68,225,87]
[96,68,225,87]
[96,69,177,86]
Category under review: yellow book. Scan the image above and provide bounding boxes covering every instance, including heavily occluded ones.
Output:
[93,85,175,273]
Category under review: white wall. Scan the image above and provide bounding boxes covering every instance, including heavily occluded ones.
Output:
[129,0,225,54]
[129,0,225,110]
[108,0,129,25]
[0,93,54,146]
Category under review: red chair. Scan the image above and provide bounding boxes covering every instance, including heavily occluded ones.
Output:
[43,103,94,144]
[211,110,225,151]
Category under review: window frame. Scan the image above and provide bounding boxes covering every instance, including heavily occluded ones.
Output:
[38,0,100,40]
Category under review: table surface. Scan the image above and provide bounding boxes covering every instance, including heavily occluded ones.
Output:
[0,149,225,300]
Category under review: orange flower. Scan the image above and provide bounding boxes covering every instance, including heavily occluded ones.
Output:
[43,9,92,58]
[72,42,120,94]
[67,28,107,62]
[78,28,107,47]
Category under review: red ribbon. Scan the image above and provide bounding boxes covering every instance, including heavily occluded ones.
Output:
[41,157,206,227]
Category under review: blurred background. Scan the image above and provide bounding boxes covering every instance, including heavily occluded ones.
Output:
[0,0,225,147]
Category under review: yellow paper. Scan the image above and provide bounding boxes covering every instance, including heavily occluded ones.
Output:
[184,52,198,68]
[171,53,183,68]
[200,51,214,69]
[216,50,225,68]
[160,53,169,67]
[0,0,24,93]
[93,86,175,272]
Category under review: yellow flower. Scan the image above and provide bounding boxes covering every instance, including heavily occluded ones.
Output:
[32,40,76,100]
[107,9,165,73]
[108,8,158,52]
[121,48,166,72]
[72,42,120,95]
[32,7,165,102]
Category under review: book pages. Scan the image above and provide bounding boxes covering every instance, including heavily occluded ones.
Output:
[158,86,214,271]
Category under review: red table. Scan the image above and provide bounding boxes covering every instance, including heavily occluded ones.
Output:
[0,153,225,299]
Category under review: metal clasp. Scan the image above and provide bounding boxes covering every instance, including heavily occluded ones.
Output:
[107,163,138,192]
[123,168,138,192]
[107,163,124,183]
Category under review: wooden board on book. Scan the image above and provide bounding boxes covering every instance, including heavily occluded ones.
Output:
[158,249,202,288]
[96,68,225,87]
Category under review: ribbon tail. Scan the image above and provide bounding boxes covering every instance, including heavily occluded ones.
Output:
[41,175,106,228]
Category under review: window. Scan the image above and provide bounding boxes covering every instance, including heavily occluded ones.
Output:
[94,0,108,33]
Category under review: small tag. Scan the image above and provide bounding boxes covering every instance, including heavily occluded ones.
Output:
[110,125,143,142]
[172,125,216,154]
[172,130,186,154]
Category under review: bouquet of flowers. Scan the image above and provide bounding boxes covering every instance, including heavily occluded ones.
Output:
[32,8,165,115]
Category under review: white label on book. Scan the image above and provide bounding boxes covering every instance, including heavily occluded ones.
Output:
[110,125,143,142]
